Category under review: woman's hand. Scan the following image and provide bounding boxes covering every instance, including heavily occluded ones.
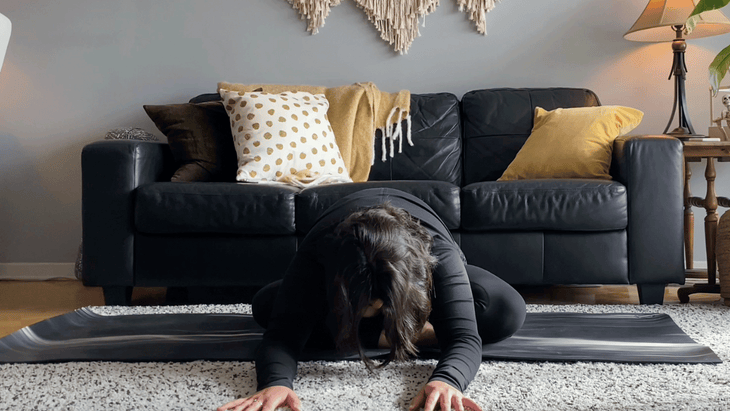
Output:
[409,380,483,411]
[217,386,302,411]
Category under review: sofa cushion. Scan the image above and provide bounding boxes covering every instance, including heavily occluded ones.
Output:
[460,232,544,284]
[135,234,296,287]
[544,231,628,284]
[499,106,643,181]
[143,102,238,182]
[187,92,463,185]
[461,88,601,185]
[135,182,299,235]
[369,93,462,185]
[461,180,627,231]
[296,181,461,234]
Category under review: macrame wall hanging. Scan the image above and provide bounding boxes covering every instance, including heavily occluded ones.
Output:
[286,0,501,54]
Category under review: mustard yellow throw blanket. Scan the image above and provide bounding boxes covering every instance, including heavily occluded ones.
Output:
[217,82,411,183]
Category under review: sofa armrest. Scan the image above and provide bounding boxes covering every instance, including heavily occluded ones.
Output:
[81,140,175,286]
[611,135,685,285]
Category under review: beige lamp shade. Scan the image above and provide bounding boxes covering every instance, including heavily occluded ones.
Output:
[0,12,10,72]
[625,0,730,42]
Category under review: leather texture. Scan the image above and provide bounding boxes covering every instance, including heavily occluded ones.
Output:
[543,231,628,284]
[135,234,296,287]
[460,232,544,284]
[369,93,462,185]
[80,88,686,305]
[81,140,174,287]
[135,182,298,235]
[461,179,627,231]
[189,93,221,103]
[461,230,629,285]
[192,92,463,184]
[611,135,685,285]
[296,180,461,234]
[461,88,601,185]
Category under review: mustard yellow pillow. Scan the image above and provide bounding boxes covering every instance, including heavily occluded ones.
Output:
[498,106,644,181]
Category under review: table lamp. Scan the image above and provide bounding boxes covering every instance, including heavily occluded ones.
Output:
[625,0,730,138]
[0,12,10,73]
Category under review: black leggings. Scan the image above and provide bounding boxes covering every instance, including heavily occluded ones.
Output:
[252,264,526,345]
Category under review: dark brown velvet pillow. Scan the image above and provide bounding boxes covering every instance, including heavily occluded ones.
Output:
[144,102,237,182]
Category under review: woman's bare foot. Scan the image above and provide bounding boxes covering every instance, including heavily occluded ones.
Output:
[414,321,438,347]
[377,321,438,349]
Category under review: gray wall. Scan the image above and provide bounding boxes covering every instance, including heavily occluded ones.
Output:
[1,0,728,274]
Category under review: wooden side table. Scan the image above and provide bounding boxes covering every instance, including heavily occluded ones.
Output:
[678,141,730,302]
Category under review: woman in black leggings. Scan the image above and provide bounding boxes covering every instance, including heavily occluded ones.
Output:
[218,188,526,411]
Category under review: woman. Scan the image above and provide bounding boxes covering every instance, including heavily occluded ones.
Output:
[218,188,526,411]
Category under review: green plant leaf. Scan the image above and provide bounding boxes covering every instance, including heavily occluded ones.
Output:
[686,15,700,33]
[709,43,730,95]
[689,0,730,17]
[687,0,730,33]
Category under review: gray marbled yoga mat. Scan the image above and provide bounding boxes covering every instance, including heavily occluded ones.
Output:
[0,308,720,364]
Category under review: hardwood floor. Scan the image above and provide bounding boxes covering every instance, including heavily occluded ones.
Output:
[0,278,724,339]
[0,280,164,338]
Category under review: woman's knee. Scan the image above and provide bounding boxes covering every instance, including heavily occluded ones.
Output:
[467,265,526,343]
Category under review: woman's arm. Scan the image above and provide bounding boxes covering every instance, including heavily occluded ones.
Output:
[254,244,328,390]
[218,245,326,411]
[405,243,484,411]
[426,244,483,393]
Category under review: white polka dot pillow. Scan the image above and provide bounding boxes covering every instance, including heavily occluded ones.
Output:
[219,89,352,185]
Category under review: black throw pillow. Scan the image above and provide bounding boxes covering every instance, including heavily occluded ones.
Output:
[144,102,237,182]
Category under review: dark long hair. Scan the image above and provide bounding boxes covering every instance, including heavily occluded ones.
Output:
[330,202,437,370]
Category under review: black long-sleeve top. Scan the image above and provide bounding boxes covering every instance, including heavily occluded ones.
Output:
[255,188,482,393]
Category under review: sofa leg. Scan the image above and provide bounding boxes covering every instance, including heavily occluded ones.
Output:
[637,284,665,305]
[102,286,133,306]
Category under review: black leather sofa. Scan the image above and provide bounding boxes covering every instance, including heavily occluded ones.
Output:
[81,87,685,305]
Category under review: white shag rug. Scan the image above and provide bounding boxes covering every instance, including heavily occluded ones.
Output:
[1,303,729,411]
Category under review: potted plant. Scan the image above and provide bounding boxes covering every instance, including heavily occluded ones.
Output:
[689,0,730,94]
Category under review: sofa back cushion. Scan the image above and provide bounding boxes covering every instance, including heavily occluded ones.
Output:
[190,92,463,185]
[368,93,462,186]
[461,88,601,185]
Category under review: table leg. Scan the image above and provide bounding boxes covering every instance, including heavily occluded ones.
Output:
[684,160,694,270]
[705,157,719,285]
[678,157,723,303]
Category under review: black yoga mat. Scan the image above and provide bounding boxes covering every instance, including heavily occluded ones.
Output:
[0,308,721,364]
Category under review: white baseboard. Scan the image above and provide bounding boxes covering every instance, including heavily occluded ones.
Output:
[0,263,77,280]
[692,261,708,269]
